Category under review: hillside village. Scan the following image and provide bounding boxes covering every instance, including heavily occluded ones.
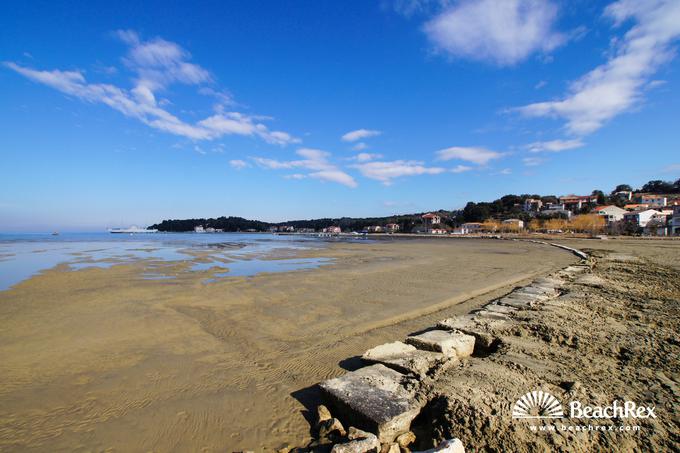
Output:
[152,179,680,237]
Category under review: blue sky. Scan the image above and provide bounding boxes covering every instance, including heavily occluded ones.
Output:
[1,0,679,231]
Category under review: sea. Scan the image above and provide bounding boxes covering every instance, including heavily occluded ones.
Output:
[0,232,352,291]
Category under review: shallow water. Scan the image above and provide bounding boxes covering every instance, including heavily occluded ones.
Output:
[0,232,331,290]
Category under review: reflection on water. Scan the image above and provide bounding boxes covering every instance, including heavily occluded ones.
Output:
[0,232,332,291]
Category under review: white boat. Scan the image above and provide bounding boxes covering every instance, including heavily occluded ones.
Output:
[108,226,158,234]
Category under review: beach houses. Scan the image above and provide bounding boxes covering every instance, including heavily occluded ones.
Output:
[622,209,659,228]
[638,194,667,208]
[366,225,384,233]
[523,198,543,212]
[502,218,524,229]
[385,223,400,233]
[593,205,627,223]
[540,203,573,219]
[559,194,598,212]
[322,226,342,234]
[421,213,442,227]
[461,222,483,233]
[672,206,680,236]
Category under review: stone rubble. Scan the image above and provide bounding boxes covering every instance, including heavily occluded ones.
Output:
[312,243,589,452]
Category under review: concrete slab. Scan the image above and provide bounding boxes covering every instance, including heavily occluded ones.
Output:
[437,318,502,351]
[406,330,475,359]
[482,303,518,315]
[362,341,449,377]
[319,365,422,443]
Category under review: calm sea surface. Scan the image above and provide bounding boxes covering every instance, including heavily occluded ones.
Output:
[0,232,349,291]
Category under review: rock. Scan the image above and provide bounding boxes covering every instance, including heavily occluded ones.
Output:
[319,365,422,443]
[413,438,465,453]
[481,303,517,315]
[473,310,511,321]
[436,318,501,353]
[383,443,400,453]
[362,341,449,377]
[514,286,556,298]
[531,277,564,288]
[318,417,346,440]
[331,427,380,453]
[317,404,333,423]
[497,294,538,309]
[396,431,416,448]
[406,330,475,359]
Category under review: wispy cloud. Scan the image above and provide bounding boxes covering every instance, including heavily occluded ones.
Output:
[523,156,545,166]
[351,160,445,185]
[253,148,357,187]
[515,0,680,135]
[424,0,566,66]
[341,128,382,142]
[351,142,368,151]
[451,164,473,173]
[352,152,384,162]
[435,146,503,165]
[525,138,584,152]
[229,159,249,169]
[4,31,299,145]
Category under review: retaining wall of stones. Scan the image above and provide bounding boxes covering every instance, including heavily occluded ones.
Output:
[306,242,590,453]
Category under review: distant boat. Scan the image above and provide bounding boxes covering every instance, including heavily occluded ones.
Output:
[51,232,59,236]
[109,226,158,234]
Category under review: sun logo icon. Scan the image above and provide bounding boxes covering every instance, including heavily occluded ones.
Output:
[512,390,564,419]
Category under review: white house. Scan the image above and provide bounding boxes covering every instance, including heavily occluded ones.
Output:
[593,205,627,223]
[622,209,659,228]
[502,219,524,229]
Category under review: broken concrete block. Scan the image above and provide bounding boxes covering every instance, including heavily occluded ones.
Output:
[497,294,538,309]
[331,427,380,453]
[481,303,518,315]
[406,330,475,359]
[319,365,422,443]
[514,286,556,297]
[414,438,465,453]
[362,341,449,377]
[436,318,500,351]
[473,310,511,321]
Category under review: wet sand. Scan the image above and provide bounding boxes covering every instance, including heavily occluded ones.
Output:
[0,239,575,451]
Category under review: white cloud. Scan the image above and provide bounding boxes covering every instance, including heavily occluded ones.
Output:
[229,159,249,169]
[310,170,358,187]
[352,160,445,185]
[352,152,384,162]
[4,31,298,145]
[451,165,473,173]
[496,168,512,175]
[352,142,368,151]
[253,148,357,187]
[341,128,382,142]
[523,156,545,166]
[516,0,680,135]
[435,146,503,165]
[424,0,566,66]
[525,138,584,152]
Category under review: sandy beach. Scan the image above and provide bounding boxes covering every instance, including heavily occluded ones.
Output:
[0,238,575,451]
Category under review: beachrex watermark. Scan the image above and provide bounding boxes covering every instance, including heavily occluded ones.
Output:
[511,390,656,432]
